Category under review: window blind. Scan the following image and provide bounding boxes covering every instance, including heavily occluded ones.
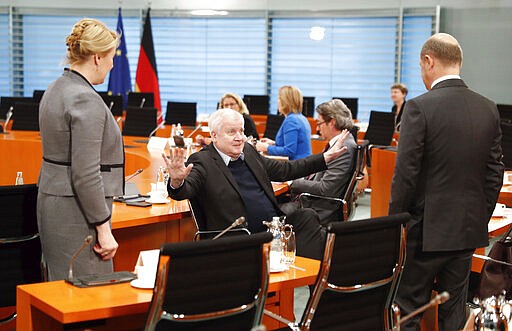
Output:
[400,15,434,100]
[20,13,140,97]
[0,13,10,96]
[151,17,267,118]
[270,15,432,122]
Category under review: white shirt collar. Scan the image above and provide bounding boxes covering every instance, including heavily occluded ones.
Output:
[213,143,245,166]
[431,74,461,89]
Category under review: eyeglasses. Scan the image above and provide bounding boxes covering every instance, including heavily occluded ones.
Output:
[316,120,326,127]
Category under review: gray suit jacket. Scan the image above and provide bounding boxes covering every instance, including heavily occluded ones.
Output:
[288,133,357,223]
[38,69,124,224]
[389,79,503,251]
[169,142,327,231]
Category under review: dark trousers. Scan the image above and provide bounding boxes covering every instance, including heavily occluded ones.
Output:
[287,208,326,260]
[395,224,473,331]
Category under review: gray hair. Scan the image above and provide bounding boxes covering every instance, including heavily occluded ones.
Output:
[208,108,244,133]
[316,99,354,131]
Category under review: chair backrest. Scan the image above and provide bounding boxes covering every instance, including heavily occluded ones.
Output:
[341,140,369,221]
[165,101,197,127]
[498,103,512,124]
[32,90,45,103]
[334,97,358,120]
[263,114,284,141]
[98,92,124,117]
[364,110,395,146]
[0,184,43,309]
[243,95,269,115]
[144,232,273,331]
[302,96,315,118]
[501,122,512,170]
[0,96,33,120]
[127,92,154,108]
[300,212,409,331]
[11,102,40,131]
[122,106,157,137]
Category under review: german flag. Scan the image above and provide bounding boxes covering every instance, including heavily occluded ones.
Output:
[135,8,162,122]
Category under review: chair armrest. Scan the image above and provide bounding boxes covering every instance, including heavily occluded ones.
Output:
[0,233,39,244]
[0,312,16,325]
[298,192,346,207]
[263,309,299,330]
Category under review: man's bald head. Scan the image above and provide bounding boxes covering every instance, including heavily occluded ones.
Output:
[421,33,463,68]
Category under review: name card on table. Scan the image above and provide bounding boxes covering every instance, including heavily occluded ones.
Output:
[147,137,170,151]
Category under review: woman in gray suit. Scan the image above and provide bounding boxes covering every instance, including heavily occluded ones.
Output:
[37,18,124,281]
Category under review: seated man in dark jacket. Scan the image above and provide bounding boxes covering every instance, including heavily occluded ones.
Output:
[163,108,349,259]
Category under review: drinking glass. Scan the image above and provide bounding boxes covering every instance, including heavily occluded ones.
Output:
[282,229,296,266]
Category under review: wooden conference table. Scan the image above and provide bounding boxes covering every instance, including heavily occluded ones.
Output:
[0,130,288,271]
[370,147,512,272]
[0,130,291,330]
[16,256,320,331]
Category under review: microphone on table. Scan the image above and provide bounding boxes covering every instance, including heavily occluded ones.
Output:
[149,120,166,138]
[2,106,14,133]
[393,291,450,330]
[67,235,93,283]
[65,235,137,287]
[139,97,146,108]
[212,216,247,240]
[186,124,202,138]
[125,168,144,182]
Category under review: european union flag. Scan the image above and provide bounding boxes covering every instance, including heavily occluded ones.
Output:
[108,8,131,109]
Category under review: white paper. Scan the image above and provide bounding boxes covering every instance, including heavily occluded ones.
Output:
[147,136,169,151]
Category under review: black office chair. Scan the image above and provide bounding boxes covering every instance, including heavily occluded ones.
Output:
[501,122,512,170]
[0,96,34,120]
[32,90,45,103]
[0,184,44,326]
[98,92,124,117]
[243,95,269,115]
[165,101,197,127]
[364,110,395,146]
[144,232,272,331]
[11,102,40,131]
[334,97,358,120]
[122,106,157,137]
[263,114,284,141]
[299,140,369,223]
[265,212,409,331]
[302,97,315,118]
[188,198,250,241]
[127,92,154,108]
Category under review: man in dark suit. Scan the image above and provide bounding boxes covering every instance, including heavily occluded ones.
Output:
[389,33,503,330]
[163,108,349,260]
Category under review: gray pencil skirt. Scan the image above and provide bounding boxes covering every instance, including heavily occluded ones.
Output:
[37,192,114,281]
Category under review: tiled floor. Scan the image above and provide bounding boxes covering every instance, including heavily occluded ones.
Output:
[292,192,372,322]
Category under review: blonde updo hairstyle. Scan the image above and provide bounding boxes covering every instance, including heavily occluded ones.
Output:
[66,18,119,65]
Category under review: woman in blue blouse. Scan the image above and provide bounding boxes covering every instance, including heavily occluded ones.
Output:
[256,85,311,160]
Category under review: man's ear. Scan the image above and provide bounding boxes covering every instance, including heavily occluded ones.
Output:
[210,131,217,142]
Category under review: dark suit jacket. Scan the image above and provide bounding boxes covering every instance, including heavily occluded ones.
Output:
[169,142,327,231]
[389,79,503,251]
